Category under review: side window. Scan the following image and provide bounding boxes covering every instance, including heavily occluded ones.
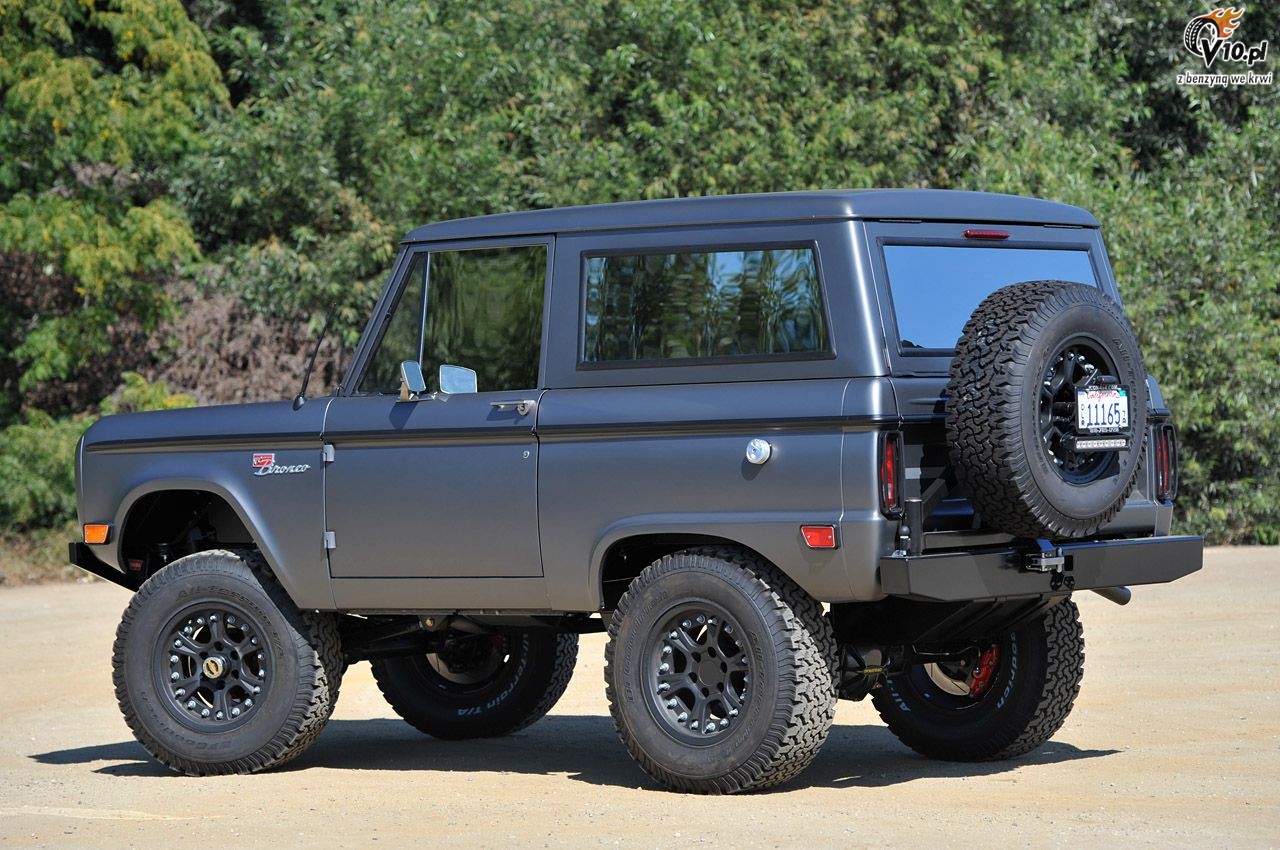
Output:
[358,253,426,394]
[423,244,547,392]
[583,246,829,364]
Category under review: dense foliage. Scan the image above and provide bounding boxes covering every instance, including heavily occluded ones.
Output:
[1,0,1276,543]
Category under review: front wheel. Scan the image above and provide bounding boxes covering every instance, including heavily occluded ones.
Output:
[871,599,1084,761]
[113,549,344,775]
[371,630,578,739]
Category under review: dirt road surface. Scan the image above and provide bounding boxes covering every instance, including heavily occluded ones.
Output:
[1,547,1276,848]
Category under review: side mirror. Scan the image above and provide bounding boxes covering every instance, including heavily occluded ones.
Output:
[439,364,478,395]
[398,360,427,401]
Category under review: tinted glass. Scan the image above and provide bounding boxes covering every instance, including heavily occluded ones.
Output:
[423,245,546,392]
[584,247,828,363]
[359,253,426,394]
[885,245,1097,350]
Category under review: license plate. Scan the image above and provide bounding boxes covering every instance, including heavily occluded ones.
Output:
[1076,386,1129,433]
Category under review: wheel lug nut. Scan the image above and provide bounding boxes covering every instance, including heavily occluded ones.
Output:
[170,655,179,663]
[681,620,691,629]
[676,712,688,723]
[253,686,261,694]
[200,708,210,718]
[215,711,224,720]
[250,637,258,645]
[662,646,672,655]
[658,683,670,693]
[666,699,678,708]
[724,625,732,635]
[720,719,730,728]
[690,720,699,729]
[171,671,180,680]
[175,689,185,697]
[187,699,197,708]
[209,614,218,621]
[729,708,738,716]
[245,699,253,707]
[226,616,235,624]
[231,707,241,717]
[669,631,678,640]
[196,618,205,625]
[257,653,264,660]
[183,626,192,635]
[173,640,182,648]
[658,663,669,673]
[696,615,705,625]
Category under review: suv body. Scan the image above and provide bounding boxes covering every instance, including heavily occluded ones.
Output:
[71,190,1202,791]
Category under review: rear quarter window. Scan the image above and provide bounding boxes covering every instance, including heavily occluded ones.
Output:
[885,245,1097,351]
[583,246,829,365]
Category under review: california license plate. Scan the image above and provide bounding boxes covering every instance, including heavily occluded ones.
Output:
[1076,386,1129,433]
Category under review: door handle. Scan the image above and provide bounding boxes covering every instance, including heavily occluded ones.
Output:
[491,399,537,416]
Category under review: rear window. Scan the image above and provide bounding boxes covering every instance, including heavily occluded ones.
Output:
[884,245,1097,350]
[583,246,829,365]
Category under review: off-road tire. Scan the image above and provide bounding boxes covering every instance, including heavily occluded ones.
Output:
[946,281,1148,539]
[113,549,343,775]
[371,631,578,739]
[871,599,1084,761]
[605,547,837,794]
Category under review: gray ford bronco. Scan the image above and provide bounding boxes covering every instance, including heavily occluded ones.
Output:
[71,190,1202,793]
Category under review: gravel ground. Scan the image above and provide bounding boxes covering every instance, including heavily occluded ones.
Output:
[0,546,1276,848]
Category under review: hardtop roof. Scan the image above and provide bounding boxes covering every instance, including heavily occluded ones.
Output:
[402,188,1098,243]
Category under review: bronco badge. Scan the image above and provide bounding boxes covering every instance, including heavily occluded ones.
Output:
[251,452,312,477]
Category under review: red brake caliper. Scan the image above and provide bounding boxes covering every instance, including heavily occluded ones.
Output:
[969,645,1001,699]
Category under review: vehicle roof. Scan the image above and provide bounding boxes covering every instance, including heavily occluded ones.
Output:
[402,189,1098,243]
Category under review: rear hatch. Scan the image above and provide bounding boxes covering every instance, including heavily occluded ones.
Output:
[862,219,1164,546]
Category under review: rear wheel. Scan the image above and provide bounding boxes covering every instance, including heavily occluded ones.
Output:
[871,599,1084,761]
[113,549,343,775]
[371,630,578,739]
[605,547,837,794]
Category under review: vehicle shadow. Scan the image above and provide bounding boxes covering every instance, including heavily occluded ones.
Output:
[30,716,1118,790]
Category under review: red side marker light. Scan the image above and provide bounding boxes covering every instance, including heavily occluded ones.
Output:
[801,525,837,549]
[963,229,1010,240]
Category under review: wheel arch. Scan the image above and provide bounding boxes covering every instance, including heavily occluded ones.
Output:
[595,530,774,612]
[111,479,332,610]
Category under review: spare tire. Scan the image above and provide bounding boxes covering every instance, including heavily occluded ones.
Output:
[945,281,1148,539]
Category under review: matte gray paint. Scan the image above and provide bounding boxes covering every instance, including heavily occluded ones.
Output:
[78,400,335,609]
[74,191,1182,614]
[403,189,1098,244]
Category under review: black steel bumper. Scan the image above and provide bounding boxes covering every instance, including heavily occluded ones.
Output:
[69,542,139,590]
[878,535,1203,602]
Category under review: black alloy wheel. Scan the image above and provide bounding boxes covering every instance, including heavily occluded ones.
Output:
[643,604,751,743]
[1038,337,1121,485]
[158,603,269,729]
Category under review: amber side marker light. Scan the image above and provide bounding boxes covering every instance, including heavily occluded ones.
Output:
[963,228,1010,240]
[83,524,111,544]
[801,525,838,549]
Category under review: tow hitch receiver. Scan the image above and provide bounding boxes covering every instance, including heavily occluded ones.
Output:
[1024,540,1065,573]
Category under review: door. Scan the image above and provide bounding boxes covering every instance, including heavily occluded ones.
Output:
[323,239,551,580]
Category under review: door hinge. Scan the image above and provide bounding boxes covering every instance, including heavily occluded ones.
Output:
[322,443,336,463]
[323,531,337,550]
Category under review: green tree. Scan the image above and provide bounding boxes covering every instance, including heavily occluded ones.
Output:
[0,0,226,423]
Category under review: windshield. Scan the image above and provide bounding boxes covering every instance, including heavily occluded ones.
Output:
[884,245,1097,350]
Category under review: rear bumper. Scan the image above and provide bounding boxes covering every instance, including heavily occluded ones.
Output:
[878,535,1202,602]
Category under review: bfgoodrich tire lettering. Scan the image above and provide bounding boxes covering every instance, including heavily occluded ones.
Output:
[871,599,1084,761]
[946,281,1149,539]
[113,549,343,775]
[605,547,837,794]
[371,631,578,739]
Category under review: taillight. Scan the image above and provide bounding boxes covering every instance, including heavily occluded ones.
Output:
[879,432,904,518]
[1153,424,1179,503]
